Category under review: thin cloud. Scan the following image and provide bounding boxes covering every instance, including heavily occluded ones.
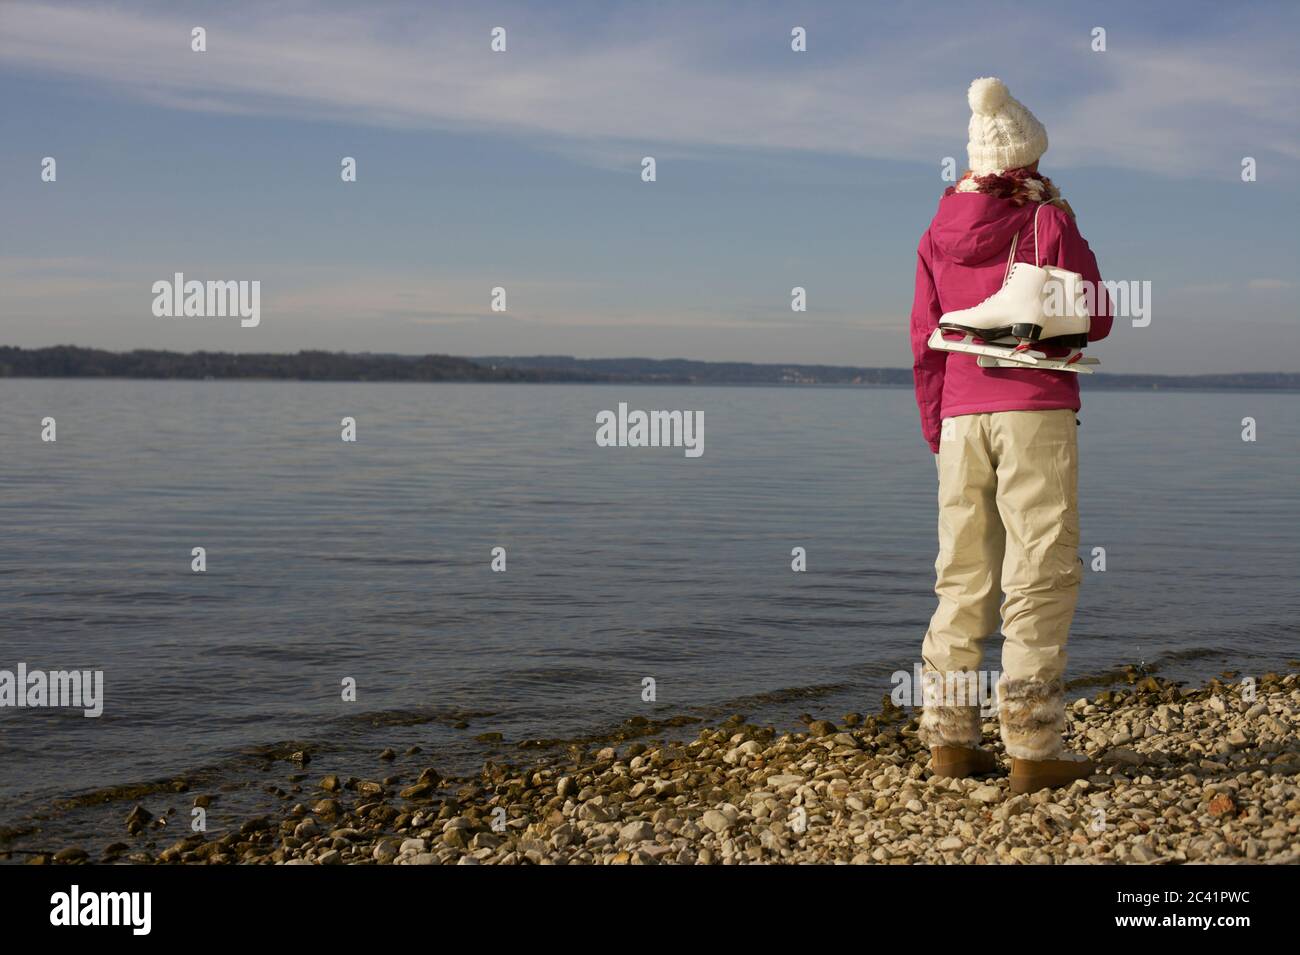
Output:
[1,2,1294,177]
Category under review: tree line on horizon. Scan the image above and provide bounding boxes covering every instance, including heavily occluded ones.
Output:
[0,345,1295,390]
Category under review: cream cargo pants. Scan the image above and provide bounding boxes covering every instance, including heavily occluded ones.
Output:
[916,409,1081,758]
[922,408,1082,688]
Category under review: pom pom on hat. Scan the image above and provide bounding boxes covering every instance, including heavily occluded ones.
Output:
[967,77,1009,115]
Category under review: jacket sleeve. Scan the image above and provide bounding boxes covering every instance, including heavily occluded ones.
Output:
[1041,206,1112,342]
[909,235,945,454]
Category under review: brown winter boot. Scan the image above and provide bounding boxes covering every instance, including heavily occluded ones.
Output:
[918,685,996,777]
[931,745,999,779]
[1009,755,1095,794]
[998,675,1094,793]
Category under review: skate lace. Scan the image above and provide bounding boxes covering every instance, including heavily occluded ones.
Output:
[1003,201,1057,285]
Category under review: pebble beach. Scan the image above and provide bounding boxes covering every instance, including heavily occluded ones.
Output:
[17,670,1300,866]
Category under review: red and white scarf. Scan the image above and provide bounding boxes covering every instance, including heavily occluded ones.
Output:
[945,167,1063,207]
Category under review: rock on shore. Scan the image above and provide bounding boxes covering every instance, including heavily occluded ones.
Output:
[38,672,1300,865]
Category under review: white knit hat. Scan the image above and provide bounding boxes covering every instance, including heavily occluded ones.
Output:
[966,77,1048,175]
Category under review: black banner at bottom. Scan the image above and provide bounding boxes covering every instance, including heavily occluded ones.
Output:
[0,861,1282,941]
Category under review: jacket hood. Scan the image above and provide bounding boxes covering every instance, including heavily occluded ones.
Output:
[928,193,1035,265]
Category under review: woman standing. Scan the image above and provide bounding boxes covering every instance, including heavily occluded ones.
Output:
[909,78,1113,793]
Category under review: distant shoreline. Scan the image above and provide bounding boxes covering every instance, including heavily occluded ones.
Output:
[2,346,1298,392]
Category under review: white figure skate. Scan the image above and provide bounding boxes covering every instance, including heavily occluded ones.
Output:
[927,202,1098,374]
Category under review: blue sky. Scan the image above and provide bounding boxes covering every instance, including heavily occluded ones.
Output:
[2,0,1297,372]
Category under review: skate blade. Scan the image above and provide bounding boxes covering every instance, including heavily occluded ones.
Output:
[927,329,1044,363]
[976,354,1098,375]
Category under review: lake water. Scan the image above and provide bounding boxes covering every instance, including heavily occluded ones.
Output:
[1,380,1297,847]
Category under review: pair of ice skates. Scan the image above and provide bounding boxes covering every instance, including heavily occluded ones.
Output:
[927,203,1099,374]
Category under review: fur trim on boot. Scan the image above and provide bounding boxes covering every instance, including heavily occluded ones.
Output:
[997,675,1065,760]
[918,704,982,749]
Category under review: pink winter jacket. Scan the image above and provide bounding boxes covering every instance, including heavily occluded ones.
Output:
[910,192,1113,453]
